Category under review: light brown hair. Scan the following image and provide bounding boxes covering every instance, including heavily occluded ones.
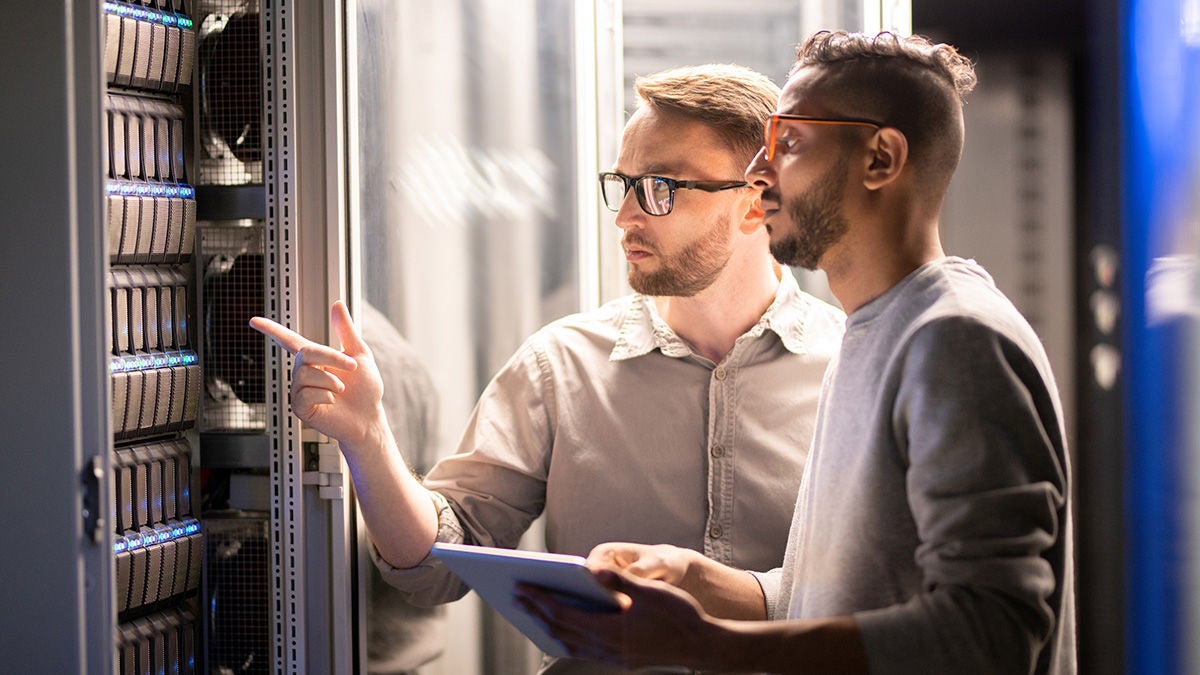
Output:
[634,64,780,170]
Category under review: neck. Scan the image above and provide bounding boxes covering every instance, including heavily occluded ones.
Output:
[653,257,780,364]
[824,217,944,315]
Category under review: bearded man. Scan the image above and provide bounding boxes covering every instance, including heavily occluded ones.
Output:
[251,63,845,675]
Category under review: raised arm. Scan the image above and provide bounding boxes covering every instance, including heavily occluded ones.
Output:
[249,301,438,568]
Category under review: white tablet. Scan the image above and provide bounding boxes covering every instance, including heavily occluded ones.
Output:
[430,542,621,657]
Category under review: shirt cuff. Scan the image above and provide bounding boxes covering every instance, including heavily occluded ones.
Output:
[748,568,782,620]
[369,490,472,606]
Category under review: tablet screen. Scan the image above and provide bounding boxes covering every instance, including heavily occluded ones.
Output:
[430,542,620,657]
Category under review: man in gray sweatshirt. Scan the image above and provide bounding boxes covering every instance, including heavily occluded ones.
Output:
[519,30,1076,675]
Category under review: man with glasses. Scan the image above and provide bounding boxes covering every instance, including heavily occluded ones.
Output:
[250,63,844,673]
[519,31,1076,675]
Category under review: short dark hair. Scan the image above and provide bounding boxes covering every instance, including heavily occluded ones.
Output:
[634,64,780,170]
[792,31,977,186]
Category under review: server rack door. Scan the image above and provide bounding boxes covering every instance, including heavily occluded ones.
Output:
[0,2,112,673]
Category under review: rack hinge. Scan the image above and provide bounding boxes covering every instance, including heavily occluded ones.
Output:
[302,430,344,500]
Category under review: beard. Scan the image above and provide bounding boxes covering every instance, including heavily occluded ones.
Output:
[626,212,734,297]
[768,154,850,271]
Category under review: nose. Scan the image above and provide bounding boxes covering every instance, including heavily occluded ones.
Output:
[745,147,775,191]
[613,188,646,231]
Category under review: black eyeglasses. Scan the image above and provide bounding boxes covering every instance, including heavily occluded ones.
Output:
[598,172,749,217]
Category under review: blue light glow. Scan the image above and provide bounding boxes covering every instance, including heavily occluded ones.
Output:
[113,519,199,554]
[106,181,196,200]
[102,2,194,31]
[111,350,198,373]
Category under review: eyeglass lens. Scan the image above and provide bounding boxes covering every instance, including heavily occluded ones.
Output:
[763,115,882,162]
[601,174,674,216]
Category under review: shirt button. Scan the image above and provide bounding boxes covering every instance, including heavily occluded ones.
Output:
[709,526,723,539]
[710,446,725,458]
[714,367,727,381]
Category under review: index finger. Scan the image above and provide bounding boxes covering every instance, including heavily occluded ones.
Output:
[249,316,309,355]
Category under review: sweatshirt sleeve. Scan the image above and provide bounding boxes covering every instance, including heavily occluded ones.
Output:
[855,316,1071,675]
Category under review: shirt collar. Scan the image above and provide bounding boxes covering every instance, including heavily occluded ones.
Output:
[609,268,814,361]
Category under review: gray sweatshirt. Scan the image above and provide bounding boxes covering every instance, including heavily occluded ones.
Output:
[762,257,1076,674]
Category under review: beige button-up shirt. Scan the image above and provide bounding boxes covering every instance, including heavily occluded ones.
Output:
[375,270,843,660]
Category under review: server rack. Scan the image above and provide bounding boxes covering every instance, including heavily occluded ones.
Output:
[0,1,353,672]
[103,4,202,672]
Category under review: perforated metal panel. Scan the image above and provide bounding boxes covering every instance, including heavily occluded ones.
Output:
[198,222,267,431]
[202,514,271,674]
[197,0,263,185]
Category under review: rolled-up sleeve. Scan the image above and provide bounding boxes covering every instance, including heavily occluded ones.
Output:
[372,334,556,605]
[371,490,474,606]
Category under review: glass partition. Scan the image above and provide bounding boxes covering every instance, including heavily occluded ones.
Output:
[350,2,605,673]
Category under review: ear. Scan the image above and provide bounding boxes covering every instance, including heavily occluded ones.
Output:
[738,192,766,235]
[863,127,908,190]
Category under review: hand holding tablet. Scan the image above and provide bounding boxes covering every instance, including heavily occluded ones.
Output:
[430,542,620,657]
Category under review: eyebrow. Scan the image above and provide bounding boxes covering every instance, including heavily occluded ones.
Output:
[609,164,698,178]
[641,164,680,175]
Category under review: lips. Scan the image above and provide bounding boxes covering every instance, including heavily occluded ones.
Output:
[622,236,656,260]
[760,192,780,224]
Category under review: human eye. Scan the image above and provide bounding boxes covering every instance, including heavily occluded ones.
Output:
[775,134,803,155]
